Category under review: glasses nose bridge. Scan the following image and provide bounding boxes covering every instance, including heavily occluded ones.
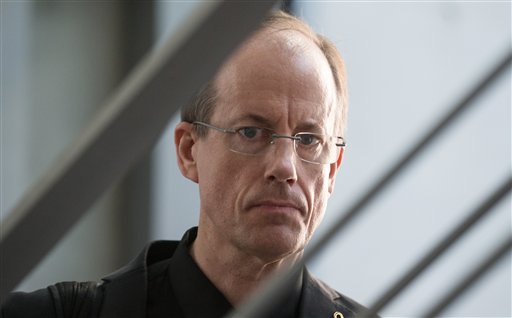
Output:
[269,133,299,145]
[268,133,301,157]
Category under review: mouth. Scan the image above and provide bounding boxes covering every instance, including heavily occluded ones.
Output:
[249,200,305,216]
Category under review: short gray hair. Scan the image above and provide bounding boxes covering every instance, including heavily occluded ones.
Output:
[181,10,348,137]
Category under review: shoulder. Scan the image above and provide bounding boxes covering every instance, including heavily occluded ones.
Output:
[1,281,102,318]
[102,240,179,284]
[1,240,179,318]
[1,288,56,318]
[302,270,374,318]
[98,240,179,318]
[315,276,367,314]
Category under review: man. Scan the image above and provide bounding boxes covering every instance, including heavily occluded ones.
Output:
[2,10,370,318]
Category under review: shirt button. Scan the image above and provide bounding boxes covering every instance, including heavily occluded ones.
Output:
[333,311,344,318]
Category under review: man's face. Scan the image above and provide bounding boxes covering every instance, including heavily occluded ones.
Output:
[192,30,342,261]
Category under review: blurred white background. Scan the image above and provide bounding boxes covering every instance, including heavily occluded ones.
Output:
[2,1,510,317]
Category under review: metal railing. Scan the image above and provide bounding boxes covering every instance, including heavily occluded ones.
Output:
[225,50,511,318]
[1,2,510,317]
[0,0,278,299]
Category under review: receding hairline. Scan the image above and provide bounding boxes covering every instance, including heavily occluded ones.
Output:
[181,10,348,137]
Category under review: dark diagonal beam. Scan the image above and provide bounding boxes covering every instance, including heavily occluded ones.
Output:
[226,50,511,318]
[359,177,511,318]
[0,0,277,299]
[424,236,512,318]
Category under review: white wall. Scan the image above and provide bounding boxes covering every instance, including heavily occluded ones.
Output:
[151,2,511,317]
[2,2,126,291]
[297,3,510,317]
[5,1,506,315]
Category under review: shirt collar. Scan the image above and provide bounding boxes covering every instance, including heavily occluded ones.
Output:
[168,227,303,318]
[168,227,232,317]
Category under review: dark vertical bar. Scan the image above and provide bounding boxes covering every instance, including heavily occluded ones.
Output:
[281,0,294,14]
[117,0,155,263]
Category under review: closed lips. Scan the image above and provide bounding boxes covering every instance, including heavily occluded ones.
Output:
[249,200,305,216]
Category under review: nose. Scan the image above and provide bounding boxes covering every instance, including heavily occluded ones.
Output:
[264,138,298,185]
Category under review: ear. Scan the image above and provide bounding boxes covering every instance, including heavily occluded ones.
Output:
[175,122,199,183]
[328,147,344,194]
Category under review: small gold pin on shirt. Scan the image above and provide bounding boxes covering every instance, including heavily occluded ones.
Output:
[333,311,344,318]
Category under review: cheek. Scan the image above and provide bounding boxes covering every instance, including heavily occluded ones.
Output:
[197,146,230,201]
[197,149,250,211]
[305,167,331,231]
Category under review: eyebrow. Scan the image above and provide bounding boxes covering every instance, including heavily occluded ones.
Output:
[230,113,325,134]
[296,122,324,134]
[230,113,275,128]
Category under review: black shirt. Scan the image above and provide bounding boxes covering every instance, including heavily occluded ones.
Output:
[146,227,303,318]
[1,229,369,318]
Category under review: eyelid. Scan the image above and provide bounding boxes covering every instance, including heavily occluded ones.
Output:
[234,124,326,137]
[235,125,274,134]
[235,126,273,138]
[295,132,323,137]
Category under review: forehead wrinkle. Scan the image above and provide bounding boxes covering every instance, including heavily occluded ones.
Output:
[213,28,337,132]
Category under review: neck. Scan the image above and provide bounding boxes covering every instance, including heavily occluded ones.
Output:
[190,226,303,306]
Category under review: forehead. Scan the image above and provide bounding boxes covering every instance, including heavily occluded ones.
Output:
[212,29,338,132]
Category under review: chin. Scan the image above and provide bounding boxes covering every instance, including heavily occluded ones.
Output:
[244,225,307,260]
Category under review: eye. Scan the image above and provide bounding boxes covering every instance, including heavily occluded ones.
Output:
[237,127,262,139]
[297,133,321,146]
